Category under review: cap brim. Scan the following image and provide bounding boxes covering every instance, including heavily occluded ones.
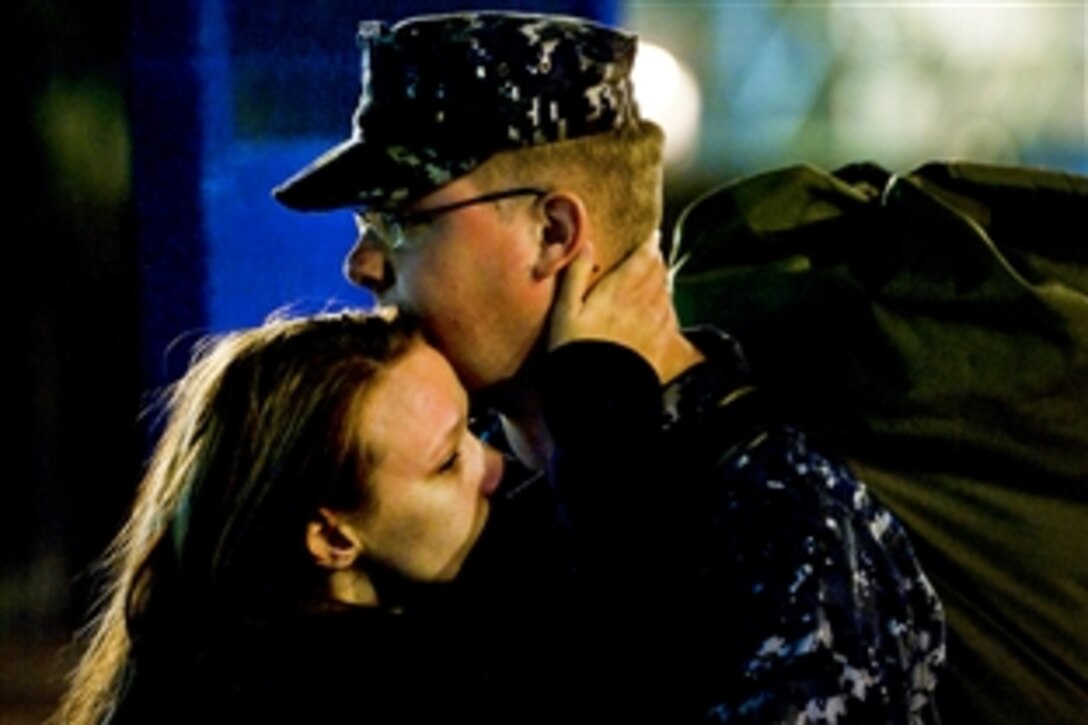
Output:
[272,137,408,212]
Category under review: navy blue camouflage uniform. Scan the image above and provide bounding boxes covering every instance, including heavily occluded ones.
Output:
[538,332,944,722]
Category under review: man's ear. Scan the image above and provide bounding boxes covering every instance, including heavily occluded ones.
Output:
[533,192,588,281]
[306,508,365,570]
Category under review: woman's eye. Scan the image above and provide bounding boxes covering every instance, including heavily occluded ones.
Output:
[438,451,460,474]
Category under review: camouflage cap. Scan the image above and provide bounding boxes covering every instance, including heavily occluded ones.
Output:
[272,11,640,212]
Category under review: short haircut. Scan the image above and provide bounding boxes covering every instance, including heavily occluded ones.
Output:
[474,120,666,258]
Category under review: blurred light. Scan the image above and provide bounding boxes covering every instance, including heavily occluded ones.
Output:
[823,3,1083,167]
[633,41,701,167]
[832,64,942,159]
[903,5,1054,61]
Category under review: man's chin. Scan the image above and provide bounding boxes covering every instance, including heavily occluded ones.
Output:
[470,344,551,407]
[470,376,525,411]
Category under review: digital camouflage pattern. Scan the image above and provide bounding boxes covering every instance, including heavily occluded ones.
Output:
[662,331,945,722]
[543,334,946,722]
[274,12,640,212]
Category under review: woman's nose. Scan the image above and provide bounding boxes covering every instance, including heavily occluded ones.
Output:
[478,442,505,497]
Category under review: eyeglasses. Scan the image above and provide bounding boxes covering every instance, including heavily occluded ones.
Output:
[361,187,547,252]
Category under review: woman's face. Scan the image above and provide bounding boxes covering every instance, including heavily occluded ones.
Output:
[348,340,504,581]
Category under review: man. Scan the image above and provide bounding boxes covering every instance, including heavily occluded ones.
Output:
[273,12,944,722]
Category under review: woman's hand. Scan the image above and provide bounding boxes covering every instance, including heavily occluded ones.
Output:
[550,233,679,380]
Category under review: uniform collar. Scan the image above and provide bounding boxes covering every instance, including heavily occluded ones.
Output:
[663,326,757,432]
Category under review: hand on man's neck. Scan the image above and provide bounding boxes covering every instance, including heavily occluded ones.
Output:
[484,229,706,469]
[654,332,706,385]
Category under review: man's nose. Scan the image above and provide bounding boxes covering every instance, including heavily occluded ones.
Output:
[343,232,391,292]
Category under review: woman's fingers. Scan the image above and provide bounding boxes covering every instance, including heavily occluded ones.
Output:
[554,242,596,322]
[550,231,677,371]
[592,233,662,304]
[550,242,597,349]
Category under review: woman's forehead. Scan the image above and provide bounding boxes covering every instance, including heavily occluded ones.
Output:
[354,342,467,471]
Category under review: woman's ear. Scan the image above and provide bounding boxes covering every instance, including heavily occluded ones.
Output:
[306,508,365,570]
[533,192,589,281]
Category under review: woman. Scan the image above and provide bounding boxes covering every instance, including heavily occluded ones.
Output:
[46,311,439,718]
[51,236,672,724]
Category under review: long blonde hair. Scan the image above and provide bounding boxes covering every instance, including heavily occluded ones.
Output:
[51,310,420,724]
